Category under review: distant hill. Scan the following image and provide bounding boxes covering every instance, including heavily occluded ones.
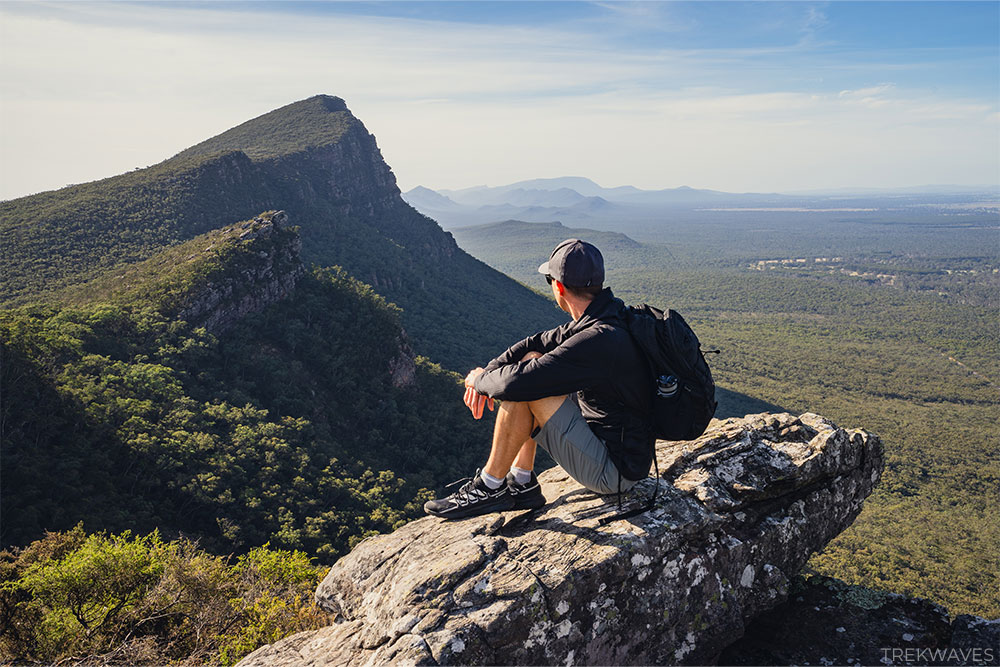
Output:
[454,218,640,249]
[441,177,640,200]
[410,178,1000,233]
[437,177,784,203]
[1,95,562,370]
[409,178,792,229]
[401,185,460,210]
[442,177,608,198]
[442,186,588,208]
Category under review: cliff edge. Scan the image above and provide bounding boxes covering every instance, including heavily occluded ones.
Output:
[239,412,884,665]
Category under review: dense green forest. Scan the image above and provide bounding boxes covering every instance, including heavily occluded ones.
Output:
[453,216,999,619]
[1,217,506,663]
[2,219,495,558]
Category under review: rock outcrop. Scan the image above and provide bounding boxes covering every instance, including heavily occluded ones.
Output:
[387,333,418,389]
[238,411,884,666]
[173,209,418,388]
[177,211,305,334]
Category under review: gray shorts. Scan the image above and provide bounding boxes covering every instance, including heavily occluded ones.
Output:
[534,397,638,495]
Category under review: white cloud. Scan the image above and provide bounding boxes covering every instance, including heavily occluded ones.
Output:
[838,84,895,98]
[0,3,997,199]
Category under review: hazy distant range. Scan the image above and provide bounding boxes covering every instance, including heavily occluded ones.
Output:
[402,177,1000,238]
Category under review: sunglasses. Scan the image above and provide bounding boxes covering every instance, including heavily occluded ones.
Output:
[545,274,554,285]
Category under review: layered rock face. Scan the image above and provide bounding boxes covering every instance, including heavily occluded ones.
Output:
[238,411,884,666]
[174,209,418,388]
[177,211,305,334]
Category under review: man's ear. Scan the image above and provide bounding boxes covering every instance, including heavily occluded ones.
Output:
[554,280,566,296]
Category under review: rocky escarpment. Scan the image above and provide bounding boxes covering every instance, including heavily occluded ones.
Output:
[174,210,418,387]
[278,123,458,264]
[238,412,884,666]
[177,94,458,267]
[177,211,305,334]
[387,333,417,389]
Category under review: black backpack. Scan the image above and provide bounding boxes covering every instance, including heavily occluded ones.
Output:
[624,304,718,441]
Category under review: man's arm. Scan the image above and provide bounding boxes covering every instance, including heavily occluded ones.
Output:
[483,321,576,373]
[474,328,611,402]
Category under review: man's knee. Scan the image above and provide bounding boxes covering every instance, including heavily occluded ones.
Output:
[527,395,566,428]
[511,351,562,426]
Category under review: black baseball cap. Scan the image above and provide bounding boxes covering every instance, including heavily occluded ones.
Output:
[538,239,605,288]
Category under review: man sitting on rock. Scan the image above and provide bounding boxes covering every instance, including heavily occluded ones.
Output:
[424,239,655,519]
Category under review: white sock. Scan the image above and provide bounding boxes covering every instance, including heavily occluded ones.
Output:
[510,466,533,485]
[480,470,504,489]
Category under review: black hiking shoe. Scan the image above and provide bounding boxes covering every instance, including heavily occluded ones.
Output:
[506,471,546,511]
[424,470,515,519]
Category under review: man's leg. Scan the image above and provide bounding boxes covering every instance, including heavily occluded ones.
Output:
[483,351,553,479]
[424,394,564,518]
[424,352,561,518]
[512,438,537,473]
[531,398,638,496]
[475,352,637,499]
[483,394,564,480]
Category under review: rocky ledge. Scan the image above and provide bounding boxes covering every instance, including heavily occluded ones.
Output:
[239,412,883,666]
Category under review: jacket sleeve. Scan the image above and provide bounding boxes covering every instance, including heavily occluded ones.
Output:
[482,321,573,372]
[474,327,612,401]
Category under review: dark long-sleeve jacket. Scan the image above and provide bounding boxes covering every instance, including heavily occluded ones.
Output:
[473,288,654,480]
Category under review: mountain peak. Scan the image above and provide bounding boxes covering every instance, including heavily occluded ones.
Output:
[304,94,349,112]
[505,176,604,196]
[402,186,461,211]
[172,95,357,163]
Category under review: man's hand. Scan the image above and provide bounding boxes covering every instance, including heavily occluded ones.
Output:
[463,368,494,420]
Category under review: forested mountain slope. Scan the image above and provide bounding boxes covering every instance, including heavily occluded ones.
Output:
[1,213,493,558]
[1,95,562,370]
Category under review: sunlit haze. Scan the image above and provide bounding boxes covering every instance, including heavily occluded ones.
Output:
[1,1,997,200]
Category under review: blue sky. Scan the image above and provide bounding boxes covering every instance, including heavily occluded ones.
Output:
[1,1,997,198]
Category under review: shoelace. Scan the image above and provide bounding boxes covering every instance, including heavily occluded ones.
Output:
[444,475,473,491]
[444,474,483,504]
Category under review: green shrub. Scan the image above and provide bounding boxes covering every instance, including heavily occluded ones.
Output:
[0,526,331,665]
